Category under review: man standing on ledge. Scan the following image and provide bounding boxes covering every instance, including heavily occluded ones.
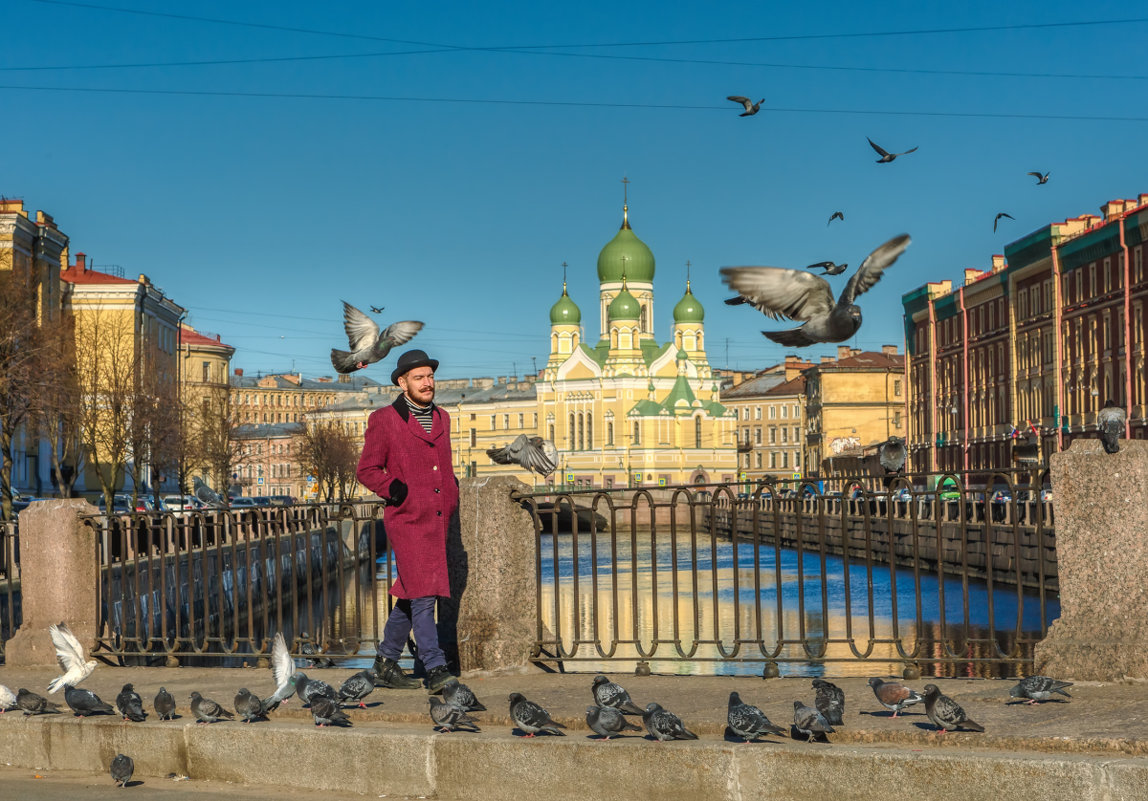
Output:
[357,349,458,693]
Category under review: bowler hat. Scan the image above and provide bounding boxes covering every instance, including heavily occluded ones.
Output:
[391,349,439,385]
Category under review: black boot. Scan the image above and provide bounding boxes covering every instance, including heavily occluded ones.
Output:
[371,656,421,689]
[425,665,453,694]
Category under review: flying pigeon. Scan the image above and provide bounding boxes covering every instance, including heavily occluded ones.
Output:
[295,672,336,707]
[867,677,924,717]
[47,621,97,693]
[792,700,835,742]
[265,632,298,710]
[994,212,1014,232]
[338,670,378,709]
[586,705,643,739]
[721,234,911,348]
[154,687,176,720]
[727,95,763,116]
[642,702,698,742]
[486,434,559,477]
[1009,676,1073,704]
[234,688,269,722]
[369,305,385,314]
[330,301,423,374]
[804,261,848,276]
[727,691,786,742]
[509,692,566,737]
[64,684,114,717]
[878,436,907,473]
[0,684,16,712]
[827,211,844,226]
[591,675,644,715]
[443,678,486,712]
[812,679,845,726]
[110,754,134,788]
[310,695,351,727]
[1027,171,1050,185]
[300,633,335,668]
[193,476,224,507]
[923,684,983,733]
[430,696,480,732]
[115,683,147,722]
[1098,400,1126,454]
[867,137,918,163]
[16,688,60,715]
[189,691,234,724]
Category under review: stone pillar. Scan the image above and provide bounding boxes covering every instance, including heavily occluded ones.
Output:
[1034,439,1148,680]
[452,476,536,672]
[5,500,99,666]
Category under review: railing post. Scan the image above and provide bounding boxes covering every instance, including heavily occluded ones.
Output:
[5,500,99,666]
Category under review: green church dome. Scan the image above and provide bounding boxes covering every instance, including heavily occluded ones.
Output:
[673,283,705,323]
[608,286,641,321]
[549,286,581,324]
[597,207,655,283]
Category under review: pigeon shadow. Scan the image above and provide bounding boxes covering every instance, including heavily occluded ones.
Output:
[862,709,923,718]
[912,721,944,732]
[1006,699,1069,706]
[123,780,143,788]
[511,728,564,738]
[789,726,832,744]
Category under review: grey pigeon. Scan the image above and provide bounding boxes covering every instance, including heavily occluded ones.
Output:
[64,684,114,717]
[295,672,336,707]
[727,95,763,116]
[154,687,176,720]
[994,212,1014,232]
[189,691,233,724]
[110,753,134,788]
[878,436,907,473]
[486,434,558,477]
[234,688,268,722]
[193,476,223,507]
[0,683,16,712]
[591,675,644,715]
[727,691,786,742]
[642,702,698,742]
[430,696,480,732]
[792,700,835,742]
[330,301,423,374]
[867,677,923,717]
[804,261,848,276]
[1009,676,1073,704]
[369,305,385,314]
[509,692,566,737]
[1098,400,1126,454]
[721,234,911,348]
[827,211,844,226]
[586,705,643,740]
[16,688,60,715]
[300,632,335,668]
[868,136,918,163]
[812,679,845,726]
[923,684,983,733]
[1028,171,1050,184]
[338,670,377,709]
[115,683,146,722]
[442,678,486,712]
[310,694,351,727]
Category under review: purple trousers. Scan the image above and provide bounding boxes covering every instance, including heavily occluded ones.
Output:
[377,596,445,670]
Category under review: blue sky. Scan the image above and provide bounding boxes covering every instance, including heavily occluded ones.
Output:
[4,1,1146,379]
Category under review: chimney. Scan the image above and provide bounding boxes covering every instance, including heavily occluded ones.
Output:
[75,252,87,272]
[882,345,897,356]
[991,254,1006,272]
[821,355,834,364]
[1101,200,1125,221]
[234,368,244,377]
[1138,194,1148,208]
[837,345,852,360]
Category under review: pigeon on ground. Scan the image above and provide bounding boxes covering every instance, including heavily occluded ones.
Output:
[727,95,763,116]
[867,677,924,717]
[265,632,298,711]
[827,211,844,226]
[442,678,486,712]
[300,632,335,668]
[189,691,233,724]
[115,683,146,722]
[486,434,559,477]
[234,688,269,722]
[330,301,423,374]
[878,436,907,473]
[804,261,848,276]
[0,684,15,712]
[1099,400,1126,454]
[591,675,644,715]
[1009,676,1073,704]
[154,687,176,720]
[110,754,134,788]
[338,670,377,709]
[792,700,835,742]
[642,702,698,742]
[65,684,114,717]
[193,476,223,507]
[310,695,351,727]
[509,692,566,737]
[430,696,480,732]
[295,672,336,707]
[47,621,97,693]
[17,688,60,715]
[923,684,984,733]
[721,234,911,348]
[994,212,1014,233]
[1028,171,1050,185]
[586,705,643,740]
[727,691,786,742]
[369,305,385,314]
[812,679,845,726]
[868,137,918,163]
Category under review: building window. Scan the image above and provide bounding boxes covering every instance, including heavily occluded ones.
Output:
[607,421,614,446]
[781,427,788,443]
[695,416,702,449]
[632,421,641,446]
[795,451,801,468]
[769,427,776,444]
[754,453,762,469]
[781,405,788,419]
[894,379,902,396]
[767,406,775,419]
[577,413,584,450]
[490,415,496,430]
[549,423,556,442]
[587,414,593,449]
[469,429,476,447]
[517,413,524,428]
[569,413,576,449]
[533,413,538,428]
[782,452,789,469]
[754,427,762,445]
[755,406,763,420]
[770,452,777,469]
[503,414,510,430]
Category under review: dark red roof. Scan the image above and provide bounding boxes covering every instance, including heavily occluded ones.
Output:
[60,266,134,285]
[181,327,233,350]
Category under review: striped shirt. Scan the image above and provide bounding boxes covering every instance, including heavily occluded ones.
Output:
[404,395,434,433]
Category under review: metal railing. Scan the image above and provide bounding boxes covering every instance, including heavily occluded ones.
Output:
[518,470,1058,678]
[0,520,19,662]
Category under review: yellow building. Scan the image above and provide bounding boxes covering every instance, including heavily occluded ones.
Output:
[721,356,814,484]
[179,324,235,489]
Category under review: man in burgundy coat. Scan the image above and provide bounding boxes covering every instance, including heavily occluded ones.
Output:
[357,349,459,693]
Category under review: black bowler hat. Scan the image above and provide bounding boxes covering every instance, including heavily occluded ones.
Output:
[391,349,439,386]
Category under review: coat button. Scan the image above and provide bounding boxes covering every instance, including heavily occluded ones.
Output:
[432,465,438,471]
[429,442,435,448]
[437,510,442,516]
[434,488,440,493]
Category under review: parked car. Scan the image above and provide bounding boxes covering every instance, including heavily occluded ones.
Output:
[229,497,257,508]
[268,495,295,507]
[163,495,205,514]
[250,496,272,507]
[97,494,133,514]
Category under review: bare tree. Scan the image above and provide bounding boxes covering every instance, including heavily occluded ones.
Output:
[125,343,182,506]
[0,271,46,519]
[184,390,246,498]
[299,421,360,502]
[32,316,84,498]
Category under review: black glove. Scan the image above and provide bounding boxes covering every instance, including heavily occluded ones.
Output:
[387,479,408,507]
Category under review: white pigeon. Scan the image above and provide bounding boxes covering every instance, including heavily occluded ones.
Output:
[47,622,98,694]
[265,631,298,709]
[0,683,16,712]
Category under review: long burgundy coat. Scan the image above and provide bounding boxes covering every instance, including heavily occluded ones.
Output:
[356,396,460,599]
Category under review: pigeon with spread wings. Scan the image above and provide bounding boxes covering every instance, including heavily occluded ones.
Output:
[330,301,423,374]
[486,434,558,477]
[868,137,918,163]
[47,622,97,694]
[727,96,763,117]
